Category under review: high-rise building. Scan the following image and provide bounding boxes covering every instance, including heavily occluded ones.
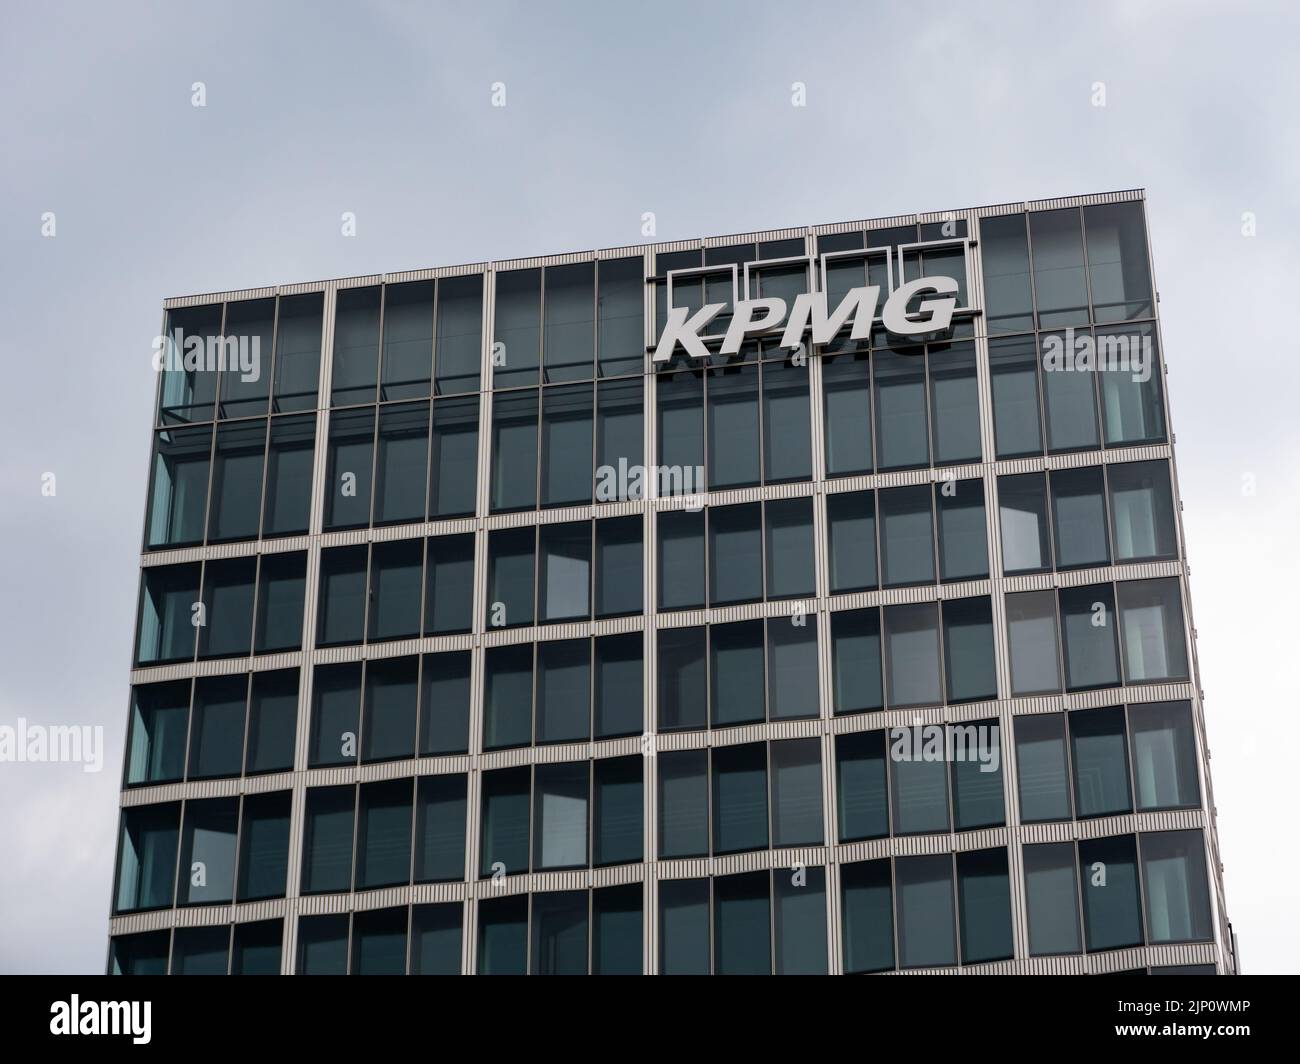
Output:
[109,189,1236,974]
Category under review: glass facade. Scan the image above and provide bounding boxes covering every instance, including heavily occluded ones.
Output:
[111,192,1233,975]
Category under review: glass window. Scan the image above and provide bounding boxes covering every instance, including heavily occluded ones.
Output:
[822,355,872,476]
[177,797,238,905]
[414,774,467,883]
[831,608,882,714]
[351,907,407,975]
[493,268,541,388]
[1128,700,1199,811]
[171,925,230,975]
[707,365,760,489]
[136,563,200,665]
[419,650,471,755]
[541,383,593,506]
[712,743,768,855]
[490,389,538,512]
[1041,329,1100,452]
[658,508,705,611]
[1070,706,1132,818]
[323,407,374,530]
[895,854,956,968]
[1109,460,1177,562]
[477,894,527,975]
[767,616,819,720]
[762,357,812,482]
[1006,590,1060,695]
[658,627,706,731]
[301,786,354,894]
[765,497,814,599]
[231,919,282,975]
[714,872,771,975]
[594,516,642,617]
[362,656,417,762]
[254,551,305,654]
[158,304,220,424]
[146,426,211,549]
[770,738,823,847]
[1015,714,1072,822]
[1029,208,1090,328]
[656,370,705,496]
[841,859,894,973]
[989,337,1042,458]
[429,395,478,518]
[479,766,529,877]
[533,762,588,870]
[538,521,590,622]
[188,675,246,780]
[594,632,642,739]
[424,533,474,635]
[236,791,291,902]
[890,728,949,835]
[355,779,412,890]
[483,643,533,751]
[593,884,642,975]
[246,670,297,774]
[1024,842,1082,955]
[531,890,588,975]
[125,681,189,786]
[597,257,644,378]
[114,803,180,913]
[1118,578,1188,683]
[1059,584,1120,690]
[374,402,429,525]
[879,485,934,587]
[883,602,941,708]
[659,748,708,859]
[331,286,381,406]
[951,720,1004,829]
[410,903,462,975]
[208,420,265,542]
[536,638,589,744]
[1079,834,1143,951]
[710,619,763,728]
[999,473,1050,574]
[368,539,422,643]
[309,662,360,768]
[434,273,482,394]
[1051,466,1109,569]
[1098,324,1164,445]
[317,545,367,647]
[595,378,643,499]
[827,490,876,593]
[272,293,323,412]
[380,281,434,401]
[929,342,981,464]
[936,480,988,581]
[297,914,348,975]
[198,557,255,659]
[836,730,888,841]
[593,756,642,866]
[543,262,595,383]
[942,597,996,703]
[709,502,762,606]
[980,213,1034,334]
[1084,201,1154,323]
[487,526,534,629]
[1141,830,1212,943]
[659,878,710,975]
[263,415,314,536]
[874,346,928,471]
[957,848,1013,964]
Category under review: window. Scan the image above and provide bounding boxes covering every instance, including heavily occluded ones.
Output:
[323,407,374,529]
[658,508,705,610]
[659,878,710,975]
[1006,590,1061,695]
[125,682,188,786]
[317,546,366,647]
[487,526,534,629]
[841,859,894,973]
[411,903,463,975]
[951,720,1004,829]
[207,420,265,542]
[419,651,471,755]
[361,656,417,762]
[1015,714,1072,822]
[767,616,818,720]
[483,643,532,750]
[477,894,528,975]
[355,779,412,890]
[254,551,306,653]
[831,608,882,714]
[595,379,643,498]
[1059,584,1120,690]
[490,390,537,511]
[380,281,434,400]
[1108,460,1177,562]
[770,737,823,847]
[145,426,211,549]
[999,473,1050,573]
[136,563,199,665]
[273,293,323,412]
[309,663,360,768]
[1140,830,1212,943]
[263,415,314,536]
[1029,208,1090,328]
[879,485,934,587]
[198,557,255,658]
[937,480,988,581]
[873,345,929,470]
[659,749,708,859]
[836,731,888,841]
[479,766,529,877]
[538,521,590,622]
[1079,834,1143,951]
[774,866,828,975]
[891,731,949,835]
[594,633,642,739]
[989,337,1042,458]
[172,926,229,975]
[1084,201,1154,323]
[246,670,297,774]
[541,383,593,505]
[494,268,542,388]
[714,872,770,975]
[895,854,956,968]
[593,757,642,866]
[237,791,291,902]
[536,639,589,744]
[707,365,760,490]
[764,497,815,599]
[414,775,467,882]
[712,743,768,855]
[187,675,246,779]
[822,354,872,476]
[656,370,704,496]
[297,914,349,975]
[1128,700,1199,811]
[367,539,422,642]
[929,342,982,464]
[761,357,812,482]
[331,286,381,406]
[158,305,219,423]
[1051,466,1109,569]
[301,786,355,894]
[709,502,762,605]
[593,884,643,975]
[710,620,763,728]
[597,257,644,377]
[594,516,642,617]
[980,213,1034,334]
[177,797,238,905]
[425,533,474,635]
[531,891,588,975]
[429,396,478,517]
[231,920,282,975]
[352,907,407,975]
[1098,324,1164,445]
[827,490,876,593]
[374,402,428,524]
[957,849,1013,964]
[883,602,941,708]
[1024,843,1082,955]
[1118,578,1188,682]
[114,803,179,913]
[435,273,483,394]
[942,597,996,703]
[1069,706,1132,818]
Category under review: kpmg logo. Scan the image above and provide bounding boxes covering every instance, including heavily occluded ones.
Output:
[652,275,960,362]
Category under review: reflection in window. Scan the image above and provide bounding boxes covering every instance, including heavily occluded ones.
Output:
[1118,578,1188,683]
[1141,830,1212,944]
[1024,842,1082,955]
[1128,700,1199,811]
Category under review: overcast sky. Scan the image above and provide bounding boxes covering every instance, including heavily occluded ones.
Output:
[1,0,1297,974]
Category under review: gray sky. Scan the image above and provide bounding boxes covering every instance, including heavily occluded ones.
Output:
[1,0,1297,973]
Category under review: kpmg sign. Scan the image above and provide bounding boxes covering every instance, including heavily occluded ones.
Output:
[652,275,961,362]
